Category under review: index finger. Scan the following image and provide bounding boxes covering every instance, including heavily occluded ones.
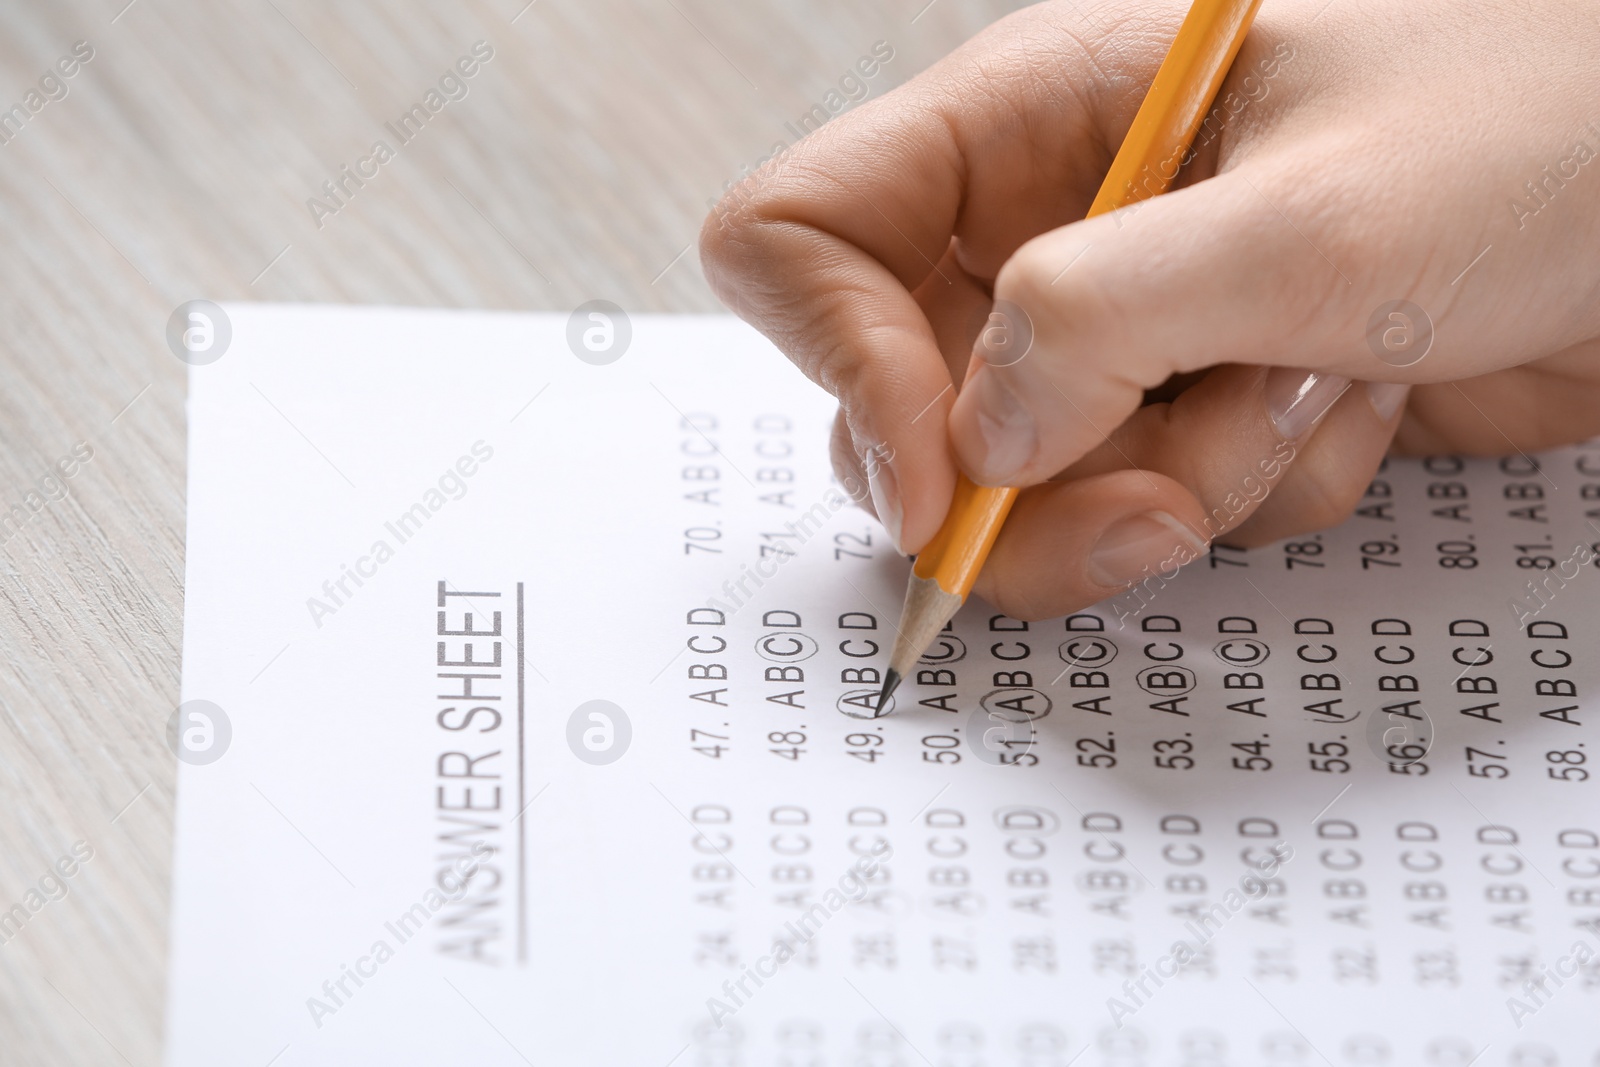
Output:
[698,2,1186,551]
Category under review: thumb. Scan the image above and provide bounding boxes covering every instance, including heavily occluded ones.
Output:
[948,163,1375,487]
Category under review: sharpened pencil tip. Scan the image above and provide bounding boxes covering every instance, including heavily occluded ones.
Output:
[875,669,901,716]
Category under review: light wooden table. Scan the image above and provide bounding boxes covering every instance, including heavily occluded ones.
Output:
[0,0,1020,1061]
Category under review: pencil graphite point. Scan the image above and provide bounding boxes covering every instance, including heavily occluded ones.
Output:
[875,669,901,716]
[877,571,965,717]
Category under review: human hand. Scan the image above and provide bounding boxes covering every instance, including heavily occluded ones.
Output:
[699,0,1600,620]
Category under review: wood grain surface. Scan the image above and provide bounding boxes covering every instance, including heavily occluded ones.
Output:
[0,0,1021,1061]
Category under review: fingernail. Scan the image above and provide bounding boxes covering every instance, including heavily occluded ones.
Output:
[1265,369,1351,440]
[865,452,904,553]
[1087,511,1211,589]
[1366,380,1409,422]
[965,364,1037,484]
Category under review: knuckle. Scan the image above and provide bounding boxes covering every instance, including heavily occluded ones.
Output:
[830,413,871,507]
[995,238,1064,320]
[696,197,763,306]
[816,334,866,409]
[997,233,1134,374]
[697,171,805,310]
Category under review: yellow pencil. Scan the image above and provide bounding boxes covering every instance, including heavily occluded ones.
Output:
[877,0,1265,713]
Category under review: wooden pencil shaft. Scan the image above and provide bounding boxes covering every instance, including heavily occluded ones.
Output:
[920,0,1262,602]
[887,0,1264,680]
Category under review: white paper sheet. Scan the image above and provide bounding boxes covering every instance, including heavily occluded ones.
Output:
[169,305,1600,1067]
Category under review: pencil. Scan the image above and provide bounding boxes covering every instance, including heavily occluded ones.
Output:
[876,0,1265,714]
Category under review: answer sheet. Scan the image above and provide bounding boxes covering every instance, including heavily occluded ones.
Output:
[170,306,1600,1067]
